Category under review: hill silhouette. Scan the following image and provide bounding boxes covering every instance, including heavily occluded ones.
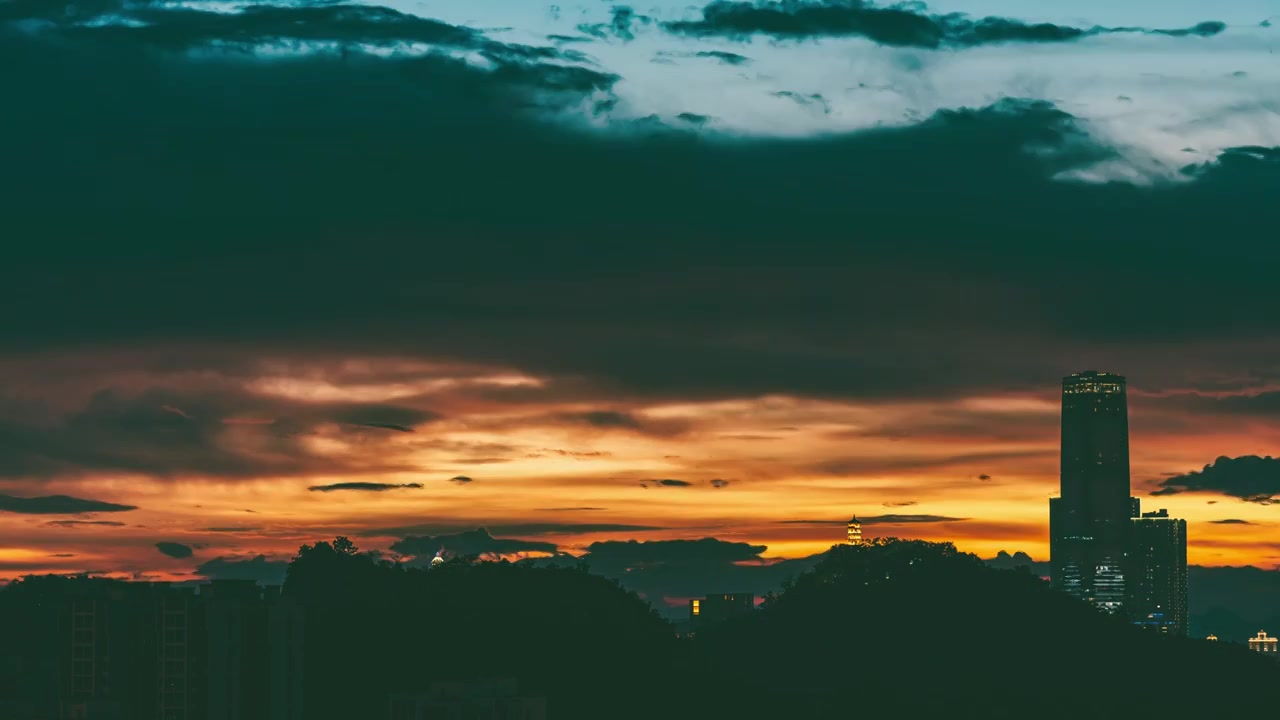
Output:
[681,538,1277,717]
[1,537,1274,718]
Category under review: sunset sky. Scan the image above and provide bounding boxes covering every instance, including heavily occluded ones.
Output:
[1,0,1279,584]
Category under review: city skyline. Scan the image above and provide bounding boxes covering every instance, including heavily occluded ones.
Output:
[4,0,1277,715]
[3,0,1280,592]
[0,362,1274,586]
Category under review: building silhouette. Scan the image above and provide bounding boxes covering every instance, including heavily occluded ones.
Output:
[1126,509,1188,637]
[1050,371,1140,614]
[847,517,862,545]
[689,593,754,633]
[156,586,206,720]
[1248,631,1278,657]
[0,579,308,720]
[60,582,205,720]
[388,679,546,720]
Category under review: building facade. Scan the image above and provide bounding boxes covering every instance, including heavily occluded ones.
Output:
[5,579,307,720]
[689,593,755,633]
[1126,510,1188,637]
[1050,371,1139,614]
[59,582,207,720]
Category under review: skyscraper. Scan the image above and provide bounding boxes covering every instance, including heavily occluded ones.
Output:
[1126,509,1188,637]
[1050,371,1137,613]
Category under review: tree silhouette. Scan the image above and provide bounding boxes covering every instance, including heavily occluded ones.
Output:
[2,537,1276,719]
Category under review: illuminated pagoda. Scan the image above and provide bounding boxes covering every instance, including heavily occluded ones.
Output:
[847,517,863,546]
[1249,631,1278,657]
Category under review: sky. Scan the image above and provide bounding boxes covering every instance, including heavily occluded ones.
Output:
[1,0,1279,588]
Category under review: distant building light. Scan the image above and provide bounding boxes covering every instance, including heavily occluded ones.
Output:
[1249,631,1278,655]
[847,517,862,546]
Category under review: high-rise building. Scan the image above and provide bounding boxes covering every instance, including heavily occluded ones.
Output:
[157,587,206,720]
[388,679,545,720]
[847,517,862,545]
[204,580,272,720]
[1126,509,1188,637]
[1050,371,1135,614]
[268,593,305,720]
[1249,631,1278,656]
[57,582,207,720]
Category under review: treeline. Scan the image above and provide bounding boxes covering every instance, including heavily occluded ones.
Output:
[2,538,1274,719]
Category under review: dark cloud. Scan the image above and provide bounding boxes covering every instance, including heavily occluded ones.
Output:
[349,422,415,433]
[543,449,613,459]
[539,411,690,438]
[201,526,262,533]
[984,550,1049,575]
[155,542,194,559]
[1209,519,1254,525]
[536,506,607,511]
[333,404,440,431]
[42,520,128,528]
[663,0,1225,48]
[654,49,752,66]
[559,411,641,429]
[450,457,511,465]
[0,0,1277,420]
[0,386,440,481]
[483,523,664,536]
[782,514,966,525]
[8,0,585,68]
[695,49,752,64]
[842,406,1057,443]
[1186,565,1280,639]
[676,112,711,127]
[449,475,474,484]
[882,500,918,507]
[389,529,557,557]
[773,90,831,114]
[0,494,136,515]
[1154,456,1280,504]
[978,474,992,481]
[814,450,1052,476]
[194,554,289,584]
[578,5,652,41]
[868,514,967,524]
[649,479,693,487]
[366,521,662,537]
[308,482,425,492]
[1155,391,1280,418]
[710,479,731,488]
[51,553,75,558]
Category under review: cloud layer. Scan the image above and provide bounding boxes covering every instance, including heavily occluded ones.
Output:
[0,0,1277,580]
[663,0,1224,48]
